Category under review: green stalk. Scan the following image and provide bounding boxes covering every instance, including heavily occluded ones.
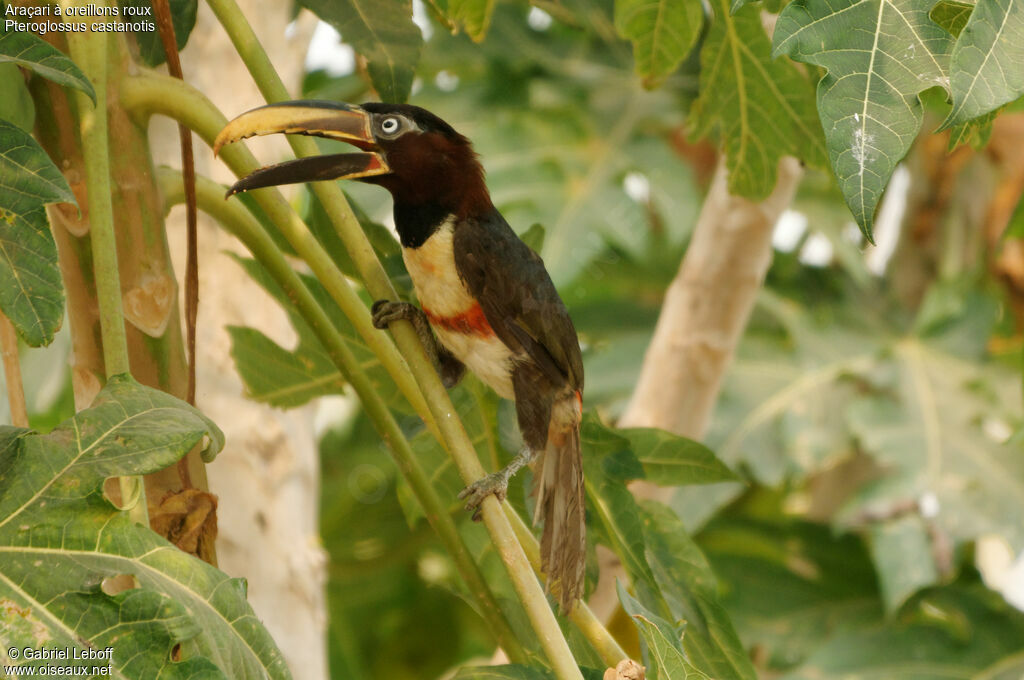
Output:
[505,505,628,667]
[202,4,582,675]
[156,169,526,662]
[65,1,147,526]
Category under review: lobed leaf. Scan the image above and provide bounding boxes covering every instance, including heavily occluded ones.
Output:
[773,0,955,240]
[941,0,1024,127]
[691,0,825,200]
[0,377,291,678]
[297,0,423,103]
[617,426,738,486]
[615,0,703,88]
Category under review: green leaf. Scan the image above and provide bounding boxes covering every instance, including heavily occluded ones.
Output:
[633,615,713,680]
[773,0,955,241]
[779,585,1024,679]
[118,0,198,68]
[846,339,1024,565]
[0,30,95,103]
[297,0,423,103]
[642,502,757,680]
[228,254,403,410]
[930,0,975,37]
[616,580,689,679]
[1006,188,1024,239]
[227,325,345,407]
[691,0,825,200]
[519,223,545,254]
[940,0,1024,128]
[867,515,939,613]
[0,118,75,207]
[615,0,703,88]
[0,198,64,346]
[449,0,496,42]
[617,426,738,486]
[582,414,662,597]
[0,377,291,679]
[700,517,882,672]
[0,62,35,131]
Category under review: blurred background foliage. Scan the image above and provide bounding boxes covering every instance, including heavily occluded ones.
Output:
[253,1,1024,677]
[13,0,1024,676]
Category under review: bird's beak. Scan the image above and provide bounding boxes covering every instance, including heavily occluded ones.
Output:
[213,100,390,196]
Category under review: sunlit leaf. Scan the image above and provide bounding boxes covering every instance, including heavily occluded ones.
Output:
[449,0,496,42]
[297,0,423,103]
[773,0,955,240]
[0,377,289,678]
[691,0,825,200]
[941,0,1024,128]
[615,0,703,88]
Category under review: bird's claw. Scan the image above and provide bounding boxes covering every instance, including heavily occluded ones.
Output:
[458,472,510,522]
[371,300,415,330]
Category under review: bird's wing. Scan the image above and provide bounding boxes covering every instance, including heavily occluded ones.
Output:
[453,211,583,391]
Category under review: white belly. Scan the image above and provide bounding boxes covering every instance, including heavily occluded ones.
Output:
[402,217,516,399]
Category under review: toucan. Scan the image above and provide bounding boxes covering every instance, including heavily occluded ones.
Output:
[214,101,585,610]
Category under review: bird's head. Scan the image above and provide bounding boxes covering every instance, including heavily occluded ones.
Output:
[213,101,491,217]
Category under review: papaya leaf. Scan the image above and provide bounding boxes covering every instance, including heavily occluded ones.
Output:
[930,0,975,37]
[691,0,825,200]
[0,376,289,679]
[449,0,496,42]
[617,426,737,486]
[615,0,703,88]
[773,0,956,240]
[297,0,423,103]
[118,0,198,67]
[940,0,1024,128]
[0,119,75,208]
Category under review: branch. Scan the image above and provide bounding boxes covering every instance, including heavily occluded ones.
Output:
[157,167,527,662]
[126,12,583,669]
[0,311,28,427]
[64,1,148,527]
[620,157,803,438]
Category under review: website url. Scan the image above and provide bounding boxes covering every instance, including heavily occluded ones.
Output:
[3,665,112,677]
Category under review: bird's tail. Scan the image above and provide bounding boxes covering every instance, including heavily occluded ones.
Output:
[534,390,585,612]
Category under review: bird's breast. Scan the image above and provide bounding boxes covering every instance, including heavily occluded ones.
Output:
[402,216,516,399]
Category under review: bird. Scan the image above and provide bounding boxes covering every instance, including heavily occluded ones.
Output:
[214,101,586,611]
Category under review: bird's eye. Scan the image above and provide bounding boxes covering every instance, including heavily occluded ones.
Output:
[380,117,401,135]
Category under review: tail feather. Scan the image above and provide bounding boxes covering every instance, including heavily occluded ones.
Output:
[534,393,585,612]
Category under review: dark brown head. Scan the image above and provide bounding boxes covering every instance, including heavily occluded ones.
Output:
[214,101,493,229]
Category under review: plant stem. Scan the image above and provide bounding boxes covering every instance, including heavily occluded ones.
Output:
[202,5,582,675]
[156,167,527,663]
[0,311,28,427]
[65,1,147,527]
[504,505,629,668]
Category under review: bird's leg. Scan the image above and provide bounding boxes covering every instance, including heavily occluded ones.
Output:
[458,447,535,520]
[371,300,466,387]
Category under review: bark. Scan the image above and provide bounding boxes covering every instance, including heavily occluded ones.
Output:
[619,157,803,436]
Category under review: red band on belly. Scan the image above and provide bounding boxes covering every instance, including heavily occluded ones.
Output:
[423,303,495,337]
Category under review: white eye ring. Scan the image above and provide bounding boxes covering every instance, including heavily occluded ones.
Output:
[380,117,400,134]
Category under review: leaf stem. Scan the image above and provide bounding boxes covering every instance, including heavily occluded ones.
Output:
[0,311,29,427]
[201,5,582,675]
[65,1,147,526]
[505,505,630,668]
[156,167,527,663]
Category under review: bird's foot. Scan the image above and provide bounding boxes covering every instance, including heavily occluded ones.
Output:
[458,449,533,521]
[371,299,419,329]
